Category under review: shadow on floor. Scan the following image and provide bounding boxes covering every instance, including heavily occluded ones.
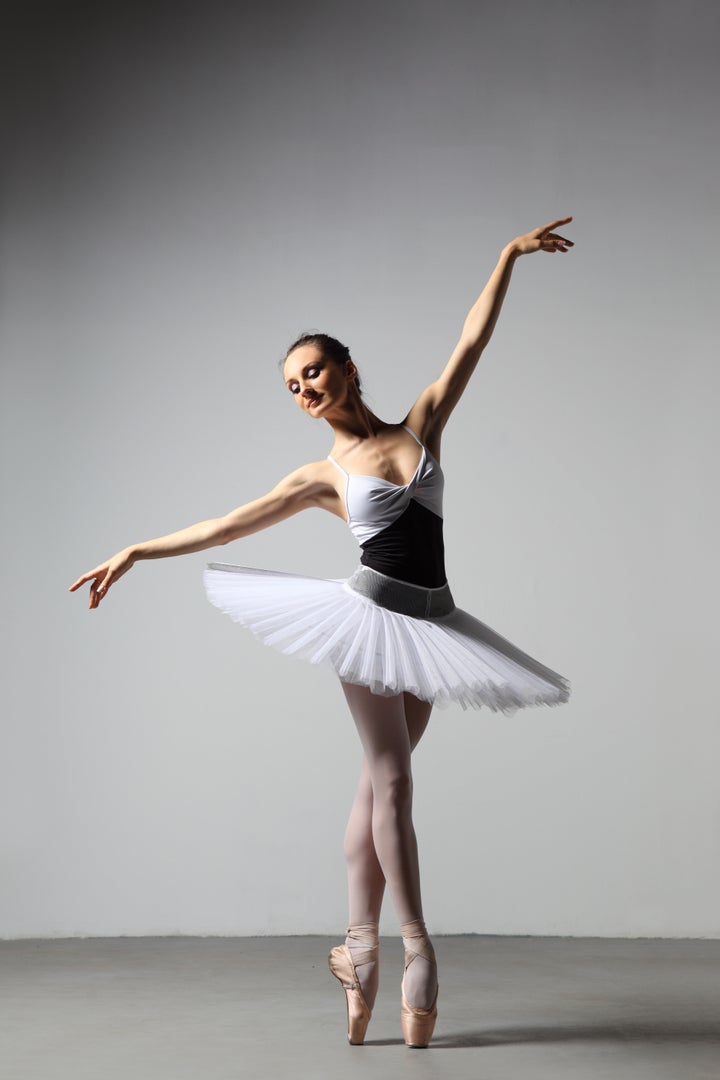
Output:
[429,1016,720,1049]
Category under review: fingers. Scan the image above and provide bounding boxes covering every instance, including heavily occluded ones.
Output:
[70,551,131,610]
[542,216,573,232]
[540,229,574,253]
[69,571,103,609]
[546,235,573,252]
[89,579,110,608]
[69,566,111,608]
[68,571,94,591]
[526,217,573,256]
[87,572,112,609]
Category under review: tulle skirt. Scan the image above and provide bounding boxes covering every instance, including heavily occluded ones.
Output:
[203,562,571,715]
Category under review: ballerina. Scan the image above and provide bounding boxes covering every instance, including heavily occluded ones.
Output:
[70,216,573,1047]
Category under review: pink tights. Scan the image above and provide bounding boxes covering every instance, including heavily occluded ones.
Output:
[340,681,438,1011]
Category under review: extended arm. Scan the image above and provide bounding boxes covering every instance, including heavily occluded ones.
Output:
[69,464,328,609]
[406,217,573,445]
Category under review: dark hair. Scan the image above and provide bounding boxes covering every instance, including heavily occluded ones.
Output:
[282,331,362,394]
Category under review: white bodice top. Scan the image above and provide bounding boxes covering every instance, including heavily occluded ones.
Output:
[327,425,444,546]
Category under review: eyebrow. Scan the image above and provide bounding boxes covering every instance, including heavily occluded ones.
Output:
[285,360,322,386]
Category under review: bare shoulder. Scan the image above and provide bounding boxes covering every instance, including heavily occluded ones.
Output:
[273,459,346,519]
[275,458,339,490]
[402,388,444,461]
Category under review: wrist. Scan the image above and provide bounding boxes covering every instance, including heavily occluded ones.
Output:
[502,241,522,260]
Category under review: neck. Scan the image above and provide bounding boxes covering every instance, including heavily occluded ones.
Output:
[324,394,384,447]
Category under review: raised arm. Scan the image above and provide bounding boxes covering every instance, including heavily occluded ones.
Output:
[406,217,573,446]
[69,463,331,609]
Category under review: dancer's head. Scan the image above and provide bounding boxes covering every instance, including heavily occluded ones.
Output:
[282,332,362,418]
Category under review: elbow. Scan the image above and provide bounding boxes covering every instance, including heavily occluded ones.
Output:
[458,328,486,355]
[215,517,237,546]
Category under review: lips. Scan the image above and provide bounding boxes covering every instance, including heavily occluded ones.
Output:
[307,395,323,409]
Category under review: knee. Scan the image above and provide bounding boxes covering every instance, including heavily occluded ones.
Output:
[376,771,413,815]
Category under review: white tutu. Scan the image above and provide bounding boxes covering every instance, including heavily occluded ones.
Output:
[203,563,570,714]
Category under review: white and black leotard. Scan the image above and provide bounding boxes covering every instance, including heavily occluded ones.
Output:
[203,426,570,713]
[327,425,446,589]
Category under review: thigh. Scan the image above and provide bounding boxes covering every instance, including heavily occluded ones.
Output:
[403,692,433,752]
[341,682,412,776]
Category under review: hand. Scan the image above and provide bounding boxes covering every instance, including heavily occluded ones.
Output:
[510,216,574,256]
[69,547,135,609]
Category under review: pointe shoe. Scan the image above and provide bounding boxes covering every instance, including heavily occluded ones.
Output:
[401,978,438,1048]
[328,944,373,1045]
[399,919,438,1048]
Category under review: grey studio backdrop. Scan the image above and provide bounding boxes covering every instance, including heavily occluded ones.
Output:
[1,0,718,940]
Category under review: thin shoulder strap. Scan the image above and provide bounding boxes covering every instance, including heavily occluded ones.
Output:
[327,454,348,477]
[402,424,425,450]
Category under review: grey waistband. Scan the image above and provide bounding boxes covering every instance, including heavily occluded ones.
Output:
[344,565,456,619]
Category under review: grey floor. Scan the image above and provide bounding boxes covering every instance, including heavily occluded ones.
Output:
[2,936,719,1080]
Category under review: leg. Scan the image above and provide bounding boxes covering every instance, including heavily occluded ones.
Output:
[341,682,437,1010]
[344,693,432,927]
[342,683,423,923]
[340,693,433,1012]
[340,757,383,1016]
[344,758,385,927]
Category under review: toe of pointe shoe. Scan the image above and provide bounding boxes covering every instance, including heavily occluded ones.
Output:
[328,945,371,1045]
[400,988,438,1048]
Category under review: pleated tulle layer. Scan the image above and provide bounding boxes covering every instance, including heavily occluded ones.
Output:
[203,563,571,715]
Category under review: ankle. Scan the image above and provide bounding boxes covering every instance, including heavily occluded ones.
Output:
[345,922,379,1013]
[400,918,435,967]
[345,922,379,959]
[400,918,437,1012]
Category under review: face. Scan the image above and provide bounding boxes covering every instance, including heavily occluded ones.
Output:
[283,344,356,418]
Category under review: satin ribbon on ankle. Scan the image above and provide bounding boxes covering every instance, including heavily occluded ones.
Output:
[400,918,436,967]
[345,922,379,969]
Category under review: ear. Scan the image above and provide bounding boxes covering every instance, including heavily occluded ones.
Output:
[345,359,358,383]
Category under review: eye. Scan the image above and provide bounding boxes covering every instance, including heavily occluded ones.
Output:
[289,383,300,394]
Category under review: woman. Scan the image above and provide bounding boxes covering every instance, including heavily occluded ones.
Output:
[70,216,573,1048]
